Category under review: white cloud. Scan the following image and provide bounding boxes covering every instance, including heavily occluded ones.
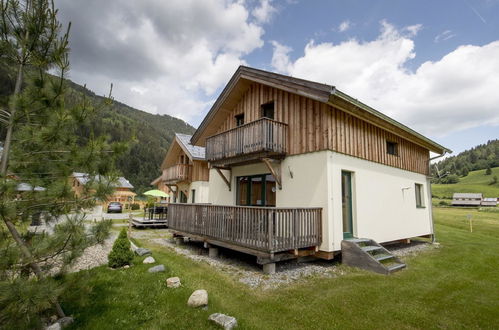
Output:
[56,0,267,126]
[434,30,456,43]
[252,0,277,24]
[338,20,351,32]
[270,41,292,73]
[270,21,499,136]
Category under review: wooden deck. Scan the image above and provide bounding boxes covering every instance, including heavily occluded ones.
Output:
[205,118,288,166]
[168,204,322,256]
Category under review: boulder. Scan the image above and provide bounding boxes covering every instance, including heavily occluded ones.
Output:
[135,248,151,256]
[208,313,238,330]
[187,289,208,308]
[166,277,181,288]
[148,264,166,273]
[45,323,60,330]
[123,265,130,269]
[45,317,74,330]
[143,256,155,264]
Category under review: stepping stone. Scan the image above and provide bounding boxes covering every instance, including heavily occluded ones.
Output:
[187,289,208,307]
[135,248,151,256]
[143,256,155,264]
[148,265,166,273]
[208,313,237,330]
[166,277,181,288]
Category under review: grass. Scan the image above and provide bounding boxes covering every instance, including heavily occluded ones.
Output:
[61,208,499,329]
[432,166,499,199]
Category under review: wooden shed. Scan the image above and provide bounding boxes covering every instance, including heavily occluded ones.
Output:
[451,193,483,207]
[481,198,498,207]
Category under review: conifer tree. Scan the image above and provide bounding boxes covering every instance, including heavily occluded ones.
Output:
[0,1,126,327]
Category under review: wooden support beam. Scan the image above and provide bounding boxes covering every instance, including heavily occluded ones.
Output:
[215,167,231,191]
[262,158,282,189]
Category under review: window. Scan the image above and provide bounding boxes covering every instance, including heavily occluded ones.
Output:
[386,141,398,156]
[235,113,244,127]
[261,101,275,119]
[236,174,276,206]
[415,183,424,208]
[180,191,188,203]
[191,189,196,203]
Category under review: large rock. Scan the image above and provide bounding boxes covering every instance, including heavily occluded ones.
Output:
[166,277,181,288]
[148,264,166,273]
[45,317,74,330]
[143,256,155,264]
[187,289,208,308]
[208,313,237,330]
[135,248,151,256]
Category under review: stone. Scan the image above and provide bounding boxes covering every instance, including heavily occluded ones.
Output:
[143,256,155,264]
[187,289,208,308]
[45,323,61,330]
[166,276,181,288]
[148,264,166,273]
[123,265,130,269]
[135,248,151,256]
[208,313,238,330]
[58,317,74,327]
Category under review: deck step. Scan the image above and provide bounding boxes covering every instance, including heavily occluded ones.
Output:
[361,245,382,252]
[387,263,406,272]
[341,237,406,275]
[375,255,394,261]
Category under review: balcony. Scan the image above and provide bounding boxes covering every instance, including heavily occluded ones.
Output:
[206,118,288,167]
[162,164,192,184]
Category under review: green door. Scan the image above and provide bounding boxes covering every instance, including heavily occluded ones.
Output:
[341,171,354,239]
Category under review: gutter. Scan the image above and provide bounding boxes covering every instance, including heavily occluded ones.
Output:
[427,150,451,243]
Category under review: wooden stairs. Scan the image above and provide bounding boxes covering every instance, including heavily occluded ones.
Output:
[341,238,406,275]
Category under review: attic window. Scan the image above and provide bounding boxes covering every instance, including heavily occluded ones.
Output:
[235,113,244,127]
[261,101,274,120]
[386,141,398,156]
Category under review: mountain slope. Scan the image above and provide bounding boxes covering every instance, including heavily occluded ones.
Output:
[432,167,499,199]
[0,64,195,192]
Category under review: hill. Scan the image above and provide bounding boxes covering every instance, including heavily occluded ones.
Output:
[432,139,499,181]
[0,64,195,192]
[432,167,499,199]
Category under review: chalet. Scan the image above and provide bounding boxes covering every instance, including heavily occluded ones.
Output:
[167,66,450,274]
[70,172,136,209]
[481,197,497,207]
[451,193,483,207]
[155,133,209,204]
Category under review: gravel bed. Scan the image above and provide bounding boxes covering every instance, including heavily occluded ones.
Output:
[386,240,437,257]
[67,232,118,273]
[139,233,343,290]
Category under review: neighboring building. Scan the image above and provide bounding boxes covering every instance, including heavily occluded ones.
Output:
[70,172,136,208]
[154,133,209,204]
[481,197,498,207]
[452,193,483,207]
[150,175,174,202]
[167,66,450,271]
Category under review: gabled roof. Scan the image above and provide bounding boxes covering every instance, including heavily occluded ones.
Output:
[72,172,134,189]
[191,66,450,155]
[160,133,206,170]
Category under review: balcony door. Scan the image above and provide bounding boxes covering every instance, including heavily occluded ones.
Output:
[237,174,276,207]
[341,171,354,239]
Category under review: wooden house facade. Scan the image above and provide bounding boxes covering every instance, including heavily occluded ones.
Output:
[154,133,209,204]
[167,66,449,271]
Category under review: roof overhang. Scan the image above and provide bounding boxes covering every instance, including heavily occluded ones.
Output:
[191,65,451,155]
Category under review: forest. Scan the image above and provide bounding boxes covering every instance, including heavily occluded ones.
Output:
[0,63,195,192]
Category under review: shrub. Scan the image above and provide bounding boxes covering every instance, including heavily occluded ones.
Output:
[489,175,498,185]
[439,200,450,206]
[131,203,140,210]
[108,228,134,268]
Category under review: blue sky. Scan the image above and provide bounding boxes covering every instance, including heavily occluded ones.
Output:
[56,0,499,155]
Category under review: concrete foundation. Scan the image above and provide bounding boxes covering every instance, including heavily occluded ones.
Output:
[208,247,219,258]
[175,237,183,245]
[262,263,276,275]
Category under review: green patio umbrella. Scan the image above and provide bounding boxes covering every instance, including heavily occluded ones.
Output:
[143,189,169,198]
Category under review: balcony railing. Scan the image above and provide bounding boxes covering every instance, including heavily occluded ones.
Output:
[168,204,322,254]
[206,118,288,165]
[162,164,192,184]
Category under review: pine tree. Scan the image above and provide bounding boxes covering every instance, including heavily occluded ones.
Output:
[108,228,134,268]
[485,166,492,175]
[0,1,126,327]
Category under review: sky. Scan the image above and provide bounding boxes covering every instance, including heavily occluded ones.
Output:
[54,0,499,156]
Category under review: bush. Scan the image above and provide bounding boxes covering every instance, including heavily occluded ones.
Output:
[131,203,140,210]
[439,200,450,206]
[489,175,498,185]
[108,228,134,268]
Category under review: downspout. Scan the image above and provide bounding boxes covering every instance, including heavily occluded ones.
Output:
[427,150,451,243]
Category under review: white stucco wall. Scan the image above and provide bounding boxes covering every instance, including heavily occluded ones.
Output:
[329,151,432,251]
[190,181,210,203]
[208,168,233,204]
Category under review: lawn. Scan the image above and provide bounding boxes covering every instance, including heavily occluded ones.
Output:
[62,208,499,329]
[432,166,499,199]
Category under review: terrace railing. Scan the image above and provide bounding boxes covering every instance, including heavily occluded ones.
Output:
[162,164,192,183]
[168,204,322,254]
[206,118,288,164]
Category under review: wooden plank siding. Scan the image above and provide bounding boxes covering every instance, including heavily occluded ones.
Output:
[211,82,429,175]
[192,160,209,182]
